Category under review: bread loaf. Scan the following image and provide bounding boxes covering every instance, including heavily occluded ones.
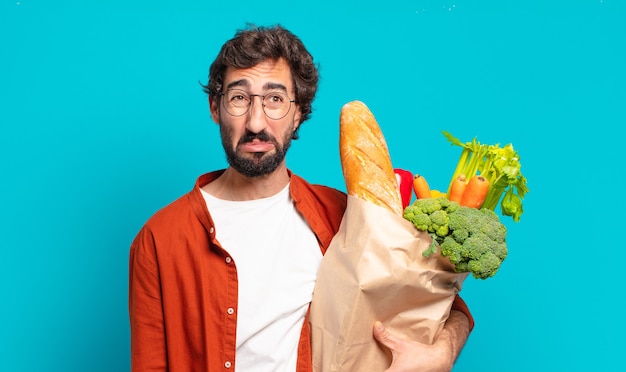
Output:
[340,101,403,215]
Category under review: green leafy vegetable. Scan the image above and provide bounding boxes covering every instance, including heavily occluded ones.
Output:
[442,131,528,222]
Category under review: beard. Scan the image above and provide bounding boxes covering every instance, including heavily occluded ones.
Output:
[220,125,293,178]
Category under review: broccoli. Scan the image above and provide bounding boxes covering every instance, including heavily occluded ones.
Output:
[440,236,463,264]
[403,209,431,231]
[403,197,508,280]
[404,197,457,256]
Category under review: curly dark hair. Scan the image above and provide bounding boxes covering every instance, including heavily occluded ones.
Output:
[201,24,319,139]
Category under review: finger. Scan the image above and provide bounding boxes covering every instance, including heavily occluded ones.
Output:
[373,321,398,351]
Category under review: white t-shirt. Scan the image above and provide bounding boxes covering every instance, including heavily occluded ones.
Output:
[201,184,322,372]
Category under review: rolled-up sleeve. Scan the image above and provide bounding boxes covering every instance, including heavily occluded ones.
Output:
[451,294,474,331]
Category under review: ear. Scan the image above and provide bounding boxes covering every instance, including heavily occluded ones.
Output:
[209,96,220,124]
[293,106,303,130]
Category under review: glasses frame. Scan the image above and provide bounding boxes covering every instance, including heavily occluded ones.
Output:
[219,89,296,120]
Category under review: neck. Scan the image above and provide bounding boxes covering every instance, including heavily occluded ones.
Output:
[202,164,290,201]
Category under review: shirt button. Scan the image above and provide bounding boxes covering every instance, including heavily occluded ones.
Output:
[224,361,232,368]
[227,307,234,315]
[225,256,232,264]
[209,227,215,234]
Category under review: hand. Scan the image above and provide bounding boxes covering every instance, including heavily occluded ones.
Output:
[372,319,461,372]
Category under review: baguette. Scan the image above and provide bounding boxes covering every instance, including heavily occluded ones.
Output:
[340,101,403,215]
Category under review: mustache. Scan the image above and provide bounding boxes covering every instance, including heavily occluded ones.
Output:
[238,130,275,145]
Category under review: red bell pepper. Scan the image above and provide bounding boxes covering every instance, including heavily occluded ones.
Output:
[394,168,413,209]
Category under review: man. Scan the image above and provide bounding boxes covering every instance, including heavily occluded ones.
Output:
[129,24,472,372]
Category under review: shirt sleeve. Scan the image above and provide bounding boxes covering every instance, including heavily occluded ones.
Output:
[128,227,168,371]
[451,294,474,332]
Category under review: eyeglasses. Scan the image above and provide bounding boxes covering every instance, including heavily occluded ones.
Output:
[220,89,295,120]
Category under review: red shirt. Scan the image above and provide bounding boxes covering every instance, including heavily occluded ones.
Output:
[129,170,473,371]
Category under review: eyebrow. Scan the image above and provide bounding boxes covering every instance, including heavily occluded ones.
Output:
[225,80,289,93]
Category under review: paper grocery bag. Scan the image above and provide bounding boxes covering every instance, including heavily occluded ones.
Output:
[310,196,468,372]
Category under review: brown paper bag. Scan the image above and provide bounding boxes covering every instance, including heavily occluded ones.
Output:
[310,196,468,372]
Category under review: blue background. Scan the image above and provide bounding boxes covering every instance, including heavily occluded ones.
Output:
[1,1,624,371]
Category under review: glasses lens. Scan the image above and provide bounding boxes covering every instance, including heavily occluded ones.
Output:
[263,92,290,119]
[223,89,250,117]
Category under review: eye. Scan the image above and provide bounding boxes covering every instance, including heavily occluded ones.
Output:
[264,92,286,107]
[227,90,250,106]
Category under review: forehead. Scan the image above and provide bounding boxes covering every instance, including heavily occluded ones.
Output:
[223,58,294,92]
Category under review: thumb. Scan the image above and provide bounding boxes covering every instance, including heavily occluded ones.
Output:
[373,321,399,351]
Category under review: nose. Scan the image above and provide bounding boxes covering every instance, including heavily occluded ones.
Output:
[245,96,268,134]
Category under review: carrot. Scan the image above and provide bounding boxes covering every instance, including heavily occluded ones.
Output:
[412,174,432,199]
[448,174,467,203]
[460,175,490,208]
